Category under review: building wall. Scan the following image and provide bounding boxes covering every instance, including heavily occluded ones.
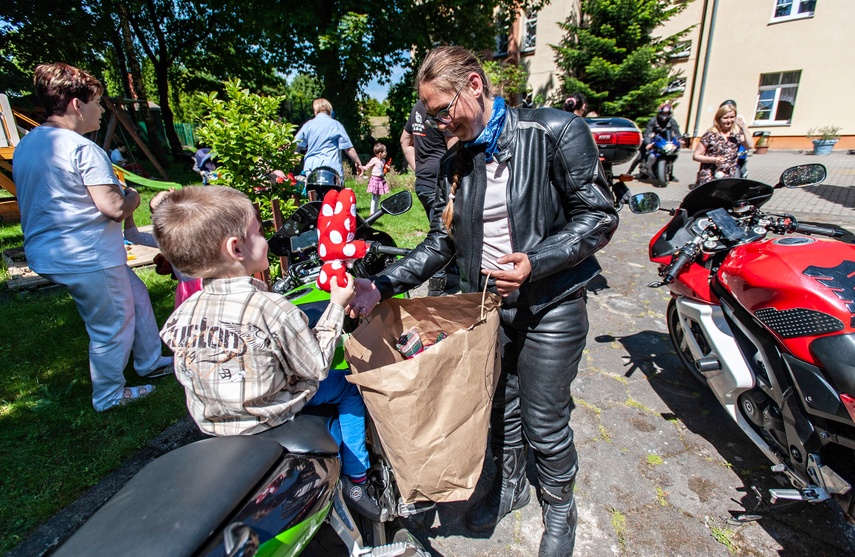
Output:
[515,0,855,150]
[517,0,581,106]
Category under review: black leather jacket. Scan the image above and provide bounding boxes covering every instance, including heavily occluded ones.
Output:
[374,106,619,313]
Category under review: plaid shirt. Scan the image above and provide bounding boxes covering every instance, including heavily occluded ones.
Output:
[160,276,344,435]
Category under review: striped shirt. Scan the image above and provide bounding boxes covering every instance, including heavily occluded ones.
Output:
[160,276,344,435]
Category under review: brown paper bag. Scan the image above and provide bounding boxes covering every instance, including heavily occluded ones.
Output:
[344,290,502,503]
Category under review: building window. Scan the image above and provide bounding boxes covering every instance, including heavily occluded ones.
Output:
[494,32,509,57]
[494,14,509,57]
[521,10,537,53]
[771,0,816,22]
[665,77,687,95]
[753,70,801,125]
[668,41,691,59]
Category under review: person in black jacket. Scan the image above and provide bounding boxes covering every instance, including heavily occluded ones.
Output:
[346,46,618,557]
[630,104,682,181]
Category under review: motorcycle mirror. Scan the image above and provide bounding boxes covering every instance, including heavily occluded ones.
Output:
[379,190,412,215]
[779,164,827,188]
[628,192,661,214]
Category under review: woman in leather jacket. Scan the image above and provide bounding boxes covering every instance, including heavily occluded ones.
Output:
[346,46,618,557]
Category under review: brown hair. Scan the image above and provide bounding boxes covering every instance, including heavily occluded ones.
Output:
[152,186,257,277]
[312,98,333,115]
[373,142,386,156]
[416,46,492,234]
[34,63,104,117]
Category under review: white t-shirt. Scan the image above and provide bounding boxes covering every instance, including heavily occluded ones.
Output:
[481,160,514,271]
[13,126,127,274]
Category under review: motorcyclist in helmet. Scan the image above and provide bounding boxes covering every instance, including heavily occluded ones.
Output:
[630,103,682,181]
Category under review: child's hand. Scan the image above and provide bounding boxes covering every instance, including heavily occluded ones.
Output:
[329,273,356,307]
[149,189,175,212]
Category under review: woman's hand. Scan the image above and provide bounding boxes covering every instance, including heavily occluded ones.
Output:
[484,252,532,296]
[346,277,381,318]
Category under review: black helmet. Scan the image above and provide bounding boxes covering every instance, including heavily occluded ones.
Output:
[305,166,342,199]
[306,166,342,188]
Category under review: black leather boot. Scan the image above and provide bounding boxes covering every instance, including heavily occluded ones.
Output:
[538,496,578,557]
[464,445,531,531]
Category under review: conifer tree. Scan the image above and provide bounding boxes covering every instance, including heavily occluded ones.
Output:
[552,0,692,121]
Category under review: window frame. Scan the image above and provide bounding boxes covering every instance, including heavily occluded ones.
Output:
[770,0,816,23]
[752,71,801,126]
[520,10,537,54]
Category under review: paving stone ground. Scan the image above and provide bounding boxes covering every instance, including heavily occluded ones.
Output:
[12,149,855,557]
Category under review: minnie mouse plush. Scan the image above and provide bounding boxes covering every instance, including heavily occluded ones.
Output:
[316,188,367,292]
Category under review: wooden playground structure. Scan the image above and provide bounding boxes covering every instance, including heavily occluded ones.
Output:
[0,94,175,224]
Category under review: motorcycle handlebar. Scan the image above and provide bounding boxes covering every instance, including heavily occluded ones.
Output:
[662,250,694,284]
[793,222,844,238]
[370,243,411,257]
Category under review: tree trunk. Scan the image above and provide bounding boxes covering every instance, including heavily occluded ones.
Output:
[106,21,134,119]
[153,60,185,157]
[117,3,169,166]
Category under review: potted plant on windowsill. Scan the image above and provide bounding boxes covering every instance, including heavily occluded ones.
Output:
[807,125,842,155]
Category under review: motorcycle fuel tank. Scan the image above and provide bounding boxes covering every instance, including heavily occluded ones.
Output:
[717,236,855,364]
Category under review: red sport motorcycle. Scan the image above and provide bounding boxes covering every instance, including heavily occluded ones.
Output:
[629,164,855,520]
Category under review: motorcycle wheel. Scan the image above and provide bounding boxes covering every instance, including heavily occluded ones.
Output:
[654,158,669,188]
[666,298,709,386]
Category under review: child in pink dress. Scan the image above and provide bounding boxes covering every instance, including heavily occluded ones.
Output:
[363,142,390,213]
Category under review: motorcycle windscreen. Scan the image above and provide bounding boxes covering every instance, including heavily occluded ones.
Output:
[680,178,773,216]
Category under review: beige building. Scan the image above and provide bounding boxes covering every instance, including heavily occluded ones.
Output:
[499,0,854,151]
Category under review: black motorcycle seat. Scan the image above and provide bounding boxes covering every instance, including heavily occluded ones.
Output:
[54,435,283,557]
[258,413,340,455]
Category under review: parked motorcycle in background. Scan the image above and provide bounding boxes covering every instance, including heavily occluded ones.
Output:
[586,116,642,208]
[641,130,683,188]
[55,189,430,557]
[630,164,855,522]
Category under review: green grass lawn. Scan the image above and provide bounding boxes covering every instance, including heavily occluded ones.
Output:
[0,166,429,553]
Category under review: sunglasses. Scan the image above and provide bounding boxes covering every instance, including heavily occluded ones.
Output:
[425,83,466,128]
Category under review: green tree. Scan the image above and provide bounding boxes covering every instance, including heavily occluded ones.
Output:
[0,0,109,96]
[484,60,530,105]
[195,79,301,208]
[552,0,692,121]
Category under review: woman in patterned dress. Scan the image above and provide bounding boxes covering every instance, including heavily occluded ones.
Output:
[693,104,753,188]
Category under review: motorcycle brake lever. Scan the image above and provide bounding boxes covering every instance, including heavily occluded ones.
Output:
[647,280,668,288]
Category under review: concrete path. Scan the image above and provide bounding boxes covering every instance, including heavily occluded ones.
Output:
[11,150,855,556]
[402,150,855,556]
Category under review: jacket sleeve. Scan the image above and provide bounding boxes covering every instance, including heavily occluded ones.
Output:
[525,114,619,282]
[372,151,458,300]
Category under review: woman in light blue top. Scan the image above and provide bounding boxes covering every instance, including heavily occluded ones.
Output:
[295,98,364,178]
[13,63,172,411]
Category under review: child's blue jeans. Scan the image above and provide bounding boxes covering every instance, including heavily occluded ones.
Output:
[304,367,370,478]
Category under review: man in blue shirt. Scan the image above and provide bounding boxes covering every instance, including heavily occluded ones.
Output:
[295,99,363,178]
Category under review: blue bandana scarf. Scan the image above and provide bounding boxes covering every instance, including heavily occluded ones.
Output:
[464,97,507,162]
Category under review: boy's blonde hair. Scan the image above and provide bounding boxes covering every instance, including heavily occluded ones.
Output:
[152,186,258,277]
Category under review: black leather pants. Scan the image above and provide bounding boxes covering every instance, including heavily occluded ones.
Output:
[491,293,587,504]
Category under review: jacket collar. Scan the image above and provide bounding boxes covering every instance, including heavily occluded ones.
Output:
[494,105,517,164]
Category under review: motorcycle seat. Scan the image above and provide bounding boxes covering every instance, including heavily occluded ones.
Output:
[54,435,284,557]
[258,413,340,455]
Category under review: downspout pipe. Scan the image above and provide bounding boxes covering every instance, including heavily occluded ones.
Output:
[693,0,720,138]
[683,0,710,136]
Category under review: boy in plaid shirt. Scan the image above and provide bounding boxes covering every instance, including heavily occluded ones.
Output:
[153,186,381,520]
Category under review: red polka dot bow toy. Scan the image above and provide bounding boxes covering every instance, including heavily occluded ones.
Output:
[316,188,368,291]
